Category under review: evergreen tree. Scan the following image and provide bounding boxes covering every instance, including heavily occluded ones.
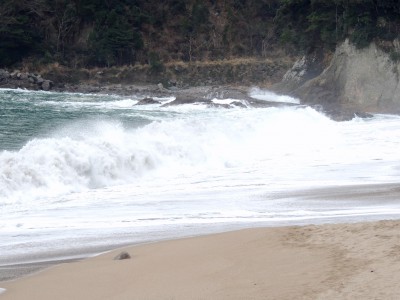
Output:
[88,7,143,66]
[0,0,46,66]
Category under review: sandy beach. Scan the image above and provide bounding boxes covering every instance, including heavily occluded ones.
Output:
[1,220,400,299]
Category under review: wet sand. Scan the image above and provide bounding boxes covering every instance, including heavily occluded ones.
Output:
[2,220,400,299]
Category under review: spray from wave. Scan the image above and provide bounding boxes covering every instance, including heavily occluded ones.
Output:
[0,106,335,203]
[0,121,155,201]
[249,87,300,104]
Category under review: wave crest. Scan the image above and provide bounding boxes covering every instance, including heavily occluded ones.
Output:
[0,107,333,202]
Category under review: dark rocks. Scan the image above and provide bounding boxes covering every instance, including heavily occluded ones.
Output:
[0,69,10,81]
[36,76,44,85]
[162,86,251,107]
[136,97,161,105]
[230,101,247,108]
[41,80,53,91]
[19,73,29,80]
[10,70,18,78]
[162,94,210,107]
[207,102,231,109]
[0,69,54,91]
[114,251,131,260]
[160,85,302,109]
[321,106,374,121]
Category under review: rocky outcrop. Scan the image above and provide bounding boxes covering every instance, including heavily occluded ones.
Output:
[0,69,53,91]
[161,86,248,107]
[135,97,161,105]
[162,86,299,109]
[277,39,400,119]
[274,50,326,93]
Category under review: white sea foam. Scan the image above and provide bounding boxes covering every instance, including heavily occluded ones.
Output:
[36,98,139,109]
[249,87,300,104]
[0,121,156,202]
[2,105,400,207]
[3,89,400,265]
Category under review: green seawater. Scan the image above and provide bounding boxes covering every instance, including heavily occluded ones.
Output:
[0,89,172,151]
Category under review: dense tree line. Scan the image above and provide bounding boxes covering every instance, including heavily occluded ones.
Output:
[277,0,400,51]
[0,0,399,68]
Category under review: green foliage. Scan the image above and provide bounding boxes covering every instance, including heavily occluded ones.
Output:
[88,8,143,66]
[191,1,209,31]
[276,0,400,51]
[0,1,45,66]
[179,0,210,36]
[170,0,186,15]
[1,0,400,68]
[279,28,295,44]
[53,0,79,57]
[148,52,164,73]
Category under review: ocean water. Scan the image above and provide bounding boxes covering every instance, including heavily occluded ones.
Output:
[1,88,400,266]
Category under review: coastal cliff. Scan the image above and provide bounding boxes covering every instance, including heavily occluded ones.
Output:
[275,39,400,118]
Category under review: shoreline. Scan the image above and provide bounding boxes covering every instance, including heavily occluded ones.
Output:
[2,182,400,283]
[0,258,82,283]
[2,220,400,299]
[0,84,375,122]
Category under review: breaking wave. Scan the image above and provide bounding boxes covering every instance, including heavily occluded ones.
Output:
[0,106,334,202]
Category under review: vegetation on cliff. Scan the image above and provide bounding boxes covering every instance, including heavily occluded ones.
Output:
[277,0,400,51]
[0,0,399,69]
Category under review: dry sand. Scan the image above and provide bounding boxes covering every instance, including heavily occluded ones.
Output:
[2,220,400,299]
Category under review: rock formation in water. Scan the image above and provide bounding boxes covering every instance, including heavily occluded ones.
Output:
[136,97,161,105]
[275,39,400,120]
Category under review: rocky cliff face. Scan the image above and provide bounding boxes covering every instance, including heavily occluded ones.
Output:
[277,39,400,119]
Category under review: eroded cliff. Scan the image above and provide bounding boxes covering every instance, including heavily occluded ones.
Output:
[277,40,400,119]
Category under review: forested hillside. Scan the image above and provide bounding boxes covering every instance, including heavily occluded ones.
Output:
[277,0,400,51]
[1,0,399,69]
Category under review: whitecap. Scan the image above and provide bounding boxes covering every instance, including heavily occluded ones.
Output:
[249,87,300,104]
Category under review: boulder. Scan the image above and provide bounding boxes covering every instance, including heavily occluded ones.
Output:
[41,80,53,91]
[0,69,10,81]
[10,70,18,79]
[36,76,44,84]
[19,72,29,80]
[114,251,131,260]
